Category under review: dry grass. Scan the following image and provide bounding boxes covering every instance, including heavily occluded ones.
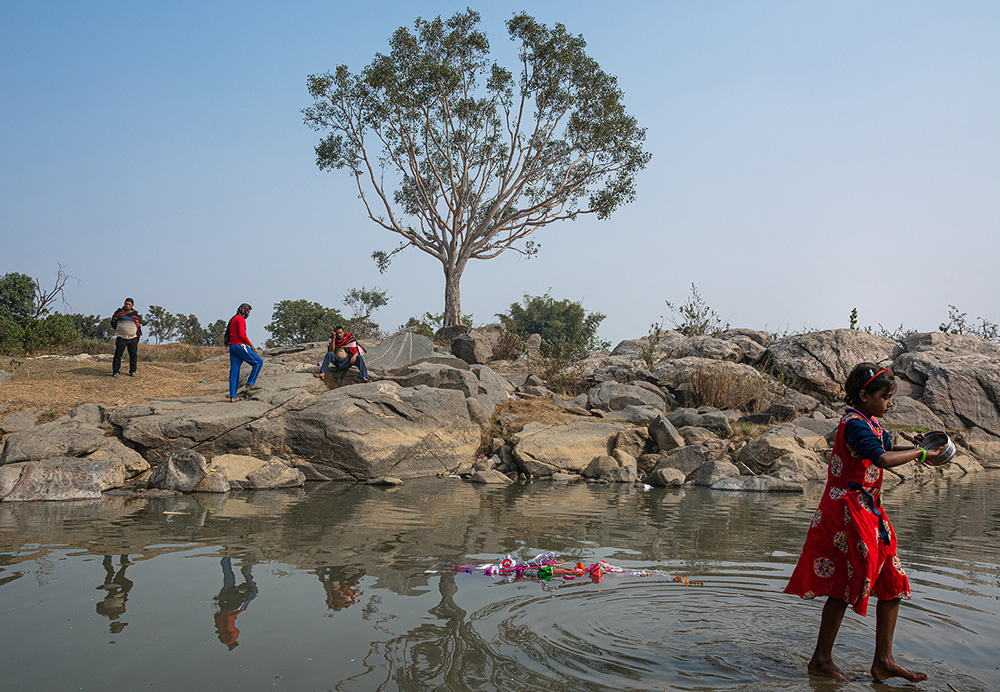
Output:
[1,346,230,419]
[685,364,774,414]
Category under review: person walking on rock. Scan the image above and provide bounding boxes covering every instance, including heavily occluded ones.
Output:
[225,303,263,402]
[111,298,142,377]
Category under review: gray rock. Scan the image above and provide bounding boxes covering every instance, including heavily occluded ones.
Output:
[737,423,826,475]
[0,370,11,383]
[434,324,470,346]
[193,468,231,493]
[583,455,619,479]
[700,410,733,437]
[147,450,208,492]
[603,465,638,483]
[955,428,1000,467]
[652,445,709,478]
[614,428,653,459]
[470,469,513,484]
[603,405,663,424]
[763,329,896,400]
[586,381,665,412]
[892,332,1000,437]
[367,476,405,486]
[451,333,493,365]
[612,449,638,471]
[690,459,740,486]
[1,463,102,501]
[711,476,804,492]
[0,408,43,435]
[667,407,704,428]
[648,466,686,487]
[1,419,108,464]
[649,414,685,453]
[284,382,481,480]
[770,452,828,482]
[365,332,435,372]
[882,395,946,431]
[246,459,306,488]
[86,437,150,475]
[513,420,626,477]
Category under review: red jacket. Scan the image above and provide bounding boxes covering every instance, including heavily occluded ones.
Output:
[226,315,252,347]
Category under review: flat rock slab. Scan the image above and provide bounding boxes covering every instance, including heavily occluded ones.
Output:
[1,420,107,464]
[1,457,127,501]
[711,476,804,492]
[366,332,434,372]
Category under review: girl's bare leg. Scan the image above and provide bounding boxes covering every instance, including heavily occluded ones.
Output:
[871,598,928,682]
[808,597,850,681]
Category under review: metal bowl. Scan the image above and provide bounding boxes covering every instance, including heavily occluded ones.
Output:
[918,431,956,465]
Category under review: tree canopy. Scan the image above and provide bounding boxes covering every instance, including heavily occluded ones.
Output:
[498,293,606,359]
[265,300,346,348]
[304,9,650,326]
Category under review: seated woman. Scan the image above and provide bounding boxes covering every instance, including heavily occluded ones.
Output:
[316,326,370,382]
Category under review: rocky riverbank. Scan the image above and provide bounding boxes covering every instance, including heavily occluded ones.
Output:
[1,327,998,501]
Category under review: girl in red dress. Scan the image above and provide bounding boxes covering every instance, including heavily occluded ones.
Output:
[785,363,947,682]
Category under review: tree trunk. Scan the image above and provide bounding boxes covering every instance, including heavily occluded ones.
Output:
[442,259,467,327]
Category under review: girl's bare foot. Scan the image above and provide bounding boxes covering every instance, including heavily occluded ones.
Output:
[808,658,850,682]
[871,659,928,682]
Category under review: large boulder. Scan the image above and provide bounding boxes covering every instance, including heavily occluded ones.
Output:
[762,329,896,400]
[891,332,1000,437]
[883,396,946,432]
[0,419,107,465]
[1,457,127,501]
[711,476,804,492]
[586,381,666,412]
[651,358,764,391]
[0,409,43,435]
[689,459,740,486]
[365,332,435,372]
[283,382,481,480]
[648,415,685,453]
[86,437,150,475]
[147,450,209,492]
[651,445,709,479]
[512,420,627,477]
[737,423,826,475]
[451,333,493,365]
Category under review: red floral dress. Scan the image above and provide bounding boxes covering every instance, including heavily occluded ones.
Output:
[784,409,910,615]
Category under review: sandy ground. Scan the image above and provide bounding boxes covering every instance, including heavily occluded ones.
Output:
[0,351,230,420]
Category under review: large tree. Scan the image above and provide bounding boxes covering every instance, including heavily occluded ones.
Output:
[304,9,650,327]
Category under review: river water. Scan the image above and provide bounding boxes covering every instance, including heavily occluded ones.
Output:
[1,471,997,691]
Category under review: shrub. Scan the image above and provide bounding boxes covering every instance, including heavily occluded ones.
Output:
[491,326,523,360]
[497,293,606,360]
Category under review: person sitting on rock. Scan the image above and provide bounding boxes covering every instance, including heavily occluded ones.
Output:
[315,325,369,382]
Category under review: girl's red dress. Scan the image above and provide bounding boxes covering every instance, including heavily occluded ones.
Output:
[784,409,910,615]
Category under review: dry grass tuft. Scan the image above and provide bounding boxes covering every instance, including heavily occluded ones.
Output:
[684,364,774,414]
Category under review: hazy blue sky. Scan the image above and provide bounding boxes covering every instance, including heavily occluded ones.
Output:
[2,1,997,346]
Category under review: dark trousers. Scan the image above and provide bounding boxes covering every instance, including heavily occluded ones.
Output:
[113,337,139,375]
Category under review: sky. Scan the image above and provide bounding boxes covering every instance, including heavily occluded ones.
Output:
[2,1,998,346]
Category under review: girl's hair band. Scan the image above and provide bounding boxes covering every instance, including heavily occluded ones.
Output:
[863,367,893,389]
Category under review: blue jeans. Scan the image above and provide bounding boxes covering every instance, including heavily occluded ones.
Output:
[229,344,263,397]
[319,352,368,380]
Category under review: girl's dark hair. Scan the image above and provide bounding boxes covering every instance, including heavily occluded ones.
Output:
[237,303,252,318]
[845,362,895,407]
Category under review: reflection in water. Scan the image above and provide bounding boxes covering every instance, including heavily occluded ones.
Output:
[212,556,257,650]
[0,472,997,690]
[95,555,133,633]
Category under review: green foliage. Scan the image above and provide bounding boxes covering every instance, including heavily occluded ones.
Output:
[265,299,345,348]
[398,312,442,339]
[303,9,650,325]
[176,314,211,345]
[67,313,112,340]
[206,319,228,347]
[939,305,1000,343]
[665,283,728,337]
[0,272,36,323]
[343,286,389,339]
[849,308,858,330]
[145,305,179,344]
[0,315,26,354]
[497,293,606,359]
[640,319,665,369]
[22,313,81,353]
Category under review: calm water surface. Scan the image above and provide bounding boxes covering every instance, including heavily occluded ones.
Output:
[1,471,997,691]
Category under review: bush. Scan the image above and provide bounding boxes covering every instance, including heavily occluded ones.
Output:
[0,315,25,355]
[497,293,606,360]
[491,326,523,361]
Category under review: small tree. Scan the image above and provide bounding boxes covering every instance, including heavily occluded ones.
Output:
[265,299,345,348]
[343,286,389,339]
[497,293,605,359]
[145,305,179,344]
[304,9,650,326]
[664,283,728,337]
[0,272,37,324]
[177,313,210,345]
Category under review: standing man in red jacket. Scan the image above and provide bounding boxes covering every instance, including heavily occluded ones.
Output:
[225,303,263,402]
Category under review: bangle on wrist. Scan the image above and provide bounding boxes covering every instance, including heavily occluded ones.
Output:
[917,448,927,463]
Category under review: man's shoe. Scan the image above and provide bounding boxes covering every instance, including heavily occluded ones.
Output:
[113,373,120,378]
[129,372,136,377]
